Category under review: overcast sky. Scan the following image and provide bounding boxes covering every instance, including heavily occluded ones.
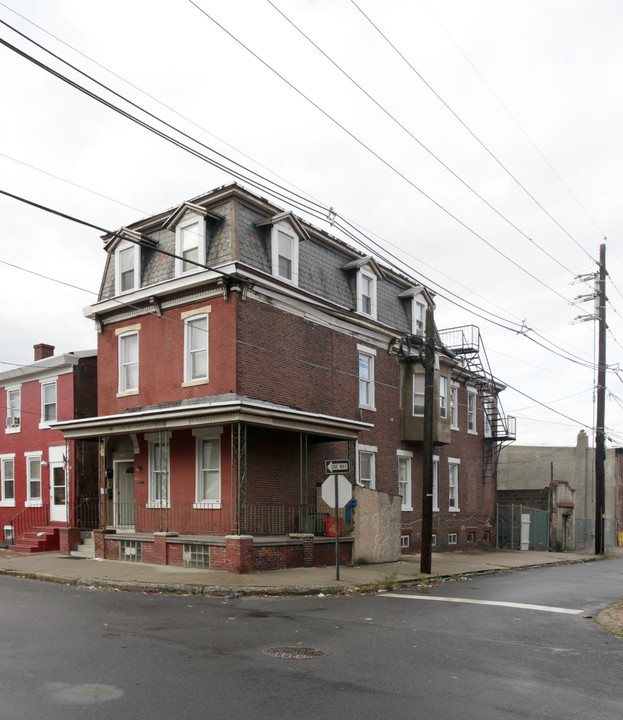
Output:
[1,0,621,447]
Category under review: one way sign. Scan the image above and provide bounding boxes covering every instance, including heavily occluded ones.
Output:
[325,459,350,474]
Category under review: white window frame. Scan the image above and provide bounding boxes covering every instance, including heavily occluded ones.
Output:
[413,373,425,416]
[413,299,426,336]
[448,532,458,545]
[357,345,376,411]
[357,444,377,490]
[271,223,299,284]
[175,214,206,276]
[397,449,413,511]
[25,451,43,507]
[0,454,15,507]
[357,268,377,319]
[117,328,140,396]
[439,376,448,419]
[115,241,140,295]
[193,427,222,508]
[6,386,21,433]
[39,379,57,428]
[432,455,439,511]
[182,308,211,386]
[448,458,460,512]
[450,383,459,430]
[467,388,477,434]
[146,433,171,508]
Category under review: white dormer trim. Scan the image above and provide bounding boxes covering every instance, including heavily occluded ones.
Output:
[398,285,436,336]
[115,239,141,295]
[174,213,206,277]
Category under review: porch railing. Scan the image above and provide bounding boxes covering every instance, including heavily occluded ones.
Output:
[104,502,349,537]
[7,505,50,544]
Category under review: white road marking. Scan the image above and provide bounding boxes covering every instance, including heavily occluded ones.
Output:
[381,594,584,615]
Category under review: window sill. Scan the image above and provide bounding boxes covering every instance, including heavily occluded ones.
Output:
[359,405,376,412]
[0,500,16,507]
[25,501,43,508]
[193,502,222,510]
[182,379,209,388]
[449,507,461,513]
[146,502,170,509]
[467,429,478,436]
[401,505,413,512]
[5,428,20,435]
[117,389,139,398]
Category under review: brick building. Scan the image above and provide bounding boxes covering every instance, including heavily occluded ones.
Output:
[55,184,514,571]
[1,344,98,550]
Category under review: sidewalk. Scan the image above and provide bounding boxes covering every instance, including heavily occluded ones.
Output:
[0,547,606,596]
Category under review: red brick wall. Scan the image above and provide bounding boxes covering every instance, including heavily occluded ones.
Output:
[0,371,76,529]
[97,296,237,416]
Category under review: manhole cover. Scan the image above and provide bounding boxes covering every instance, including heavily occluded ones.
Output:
[263,646,327,659]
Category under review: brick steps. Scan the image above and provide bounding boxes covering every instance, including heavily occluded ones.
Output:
[11,526,60,553]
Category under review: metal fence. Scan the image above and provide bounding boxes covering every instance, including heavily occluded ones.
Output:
[497,504,549,550]
[104,502,350,537]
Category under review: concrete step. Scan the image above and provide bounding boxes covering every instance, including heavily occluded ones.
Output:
[71,530,95,558]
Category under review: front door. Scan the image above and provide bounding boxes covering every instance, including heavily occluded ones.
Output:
[49,463,67,523]
[115,461,135,528]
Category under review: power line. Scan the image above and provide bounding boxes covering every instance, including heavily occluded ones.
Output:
[0,17,600,366]
[183,2,574,306]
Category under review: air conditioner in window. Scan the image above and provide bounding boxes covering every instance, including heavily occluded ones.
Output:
[6,416,20,429]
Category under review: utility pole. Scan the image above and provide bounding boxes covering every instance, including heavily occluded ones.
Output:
[420,307,435,574]
[595,243,607,555]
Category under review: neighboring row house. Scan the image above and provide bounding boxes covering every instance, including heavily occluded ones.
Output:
[0,345,98,551]
[52,183,515,571]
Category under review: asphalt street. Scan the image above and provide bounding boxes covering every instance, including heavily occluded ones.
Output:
[1,558,622,720]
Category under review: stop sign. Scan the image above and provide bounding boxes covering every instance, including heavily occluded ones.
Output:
[321,474,352,508]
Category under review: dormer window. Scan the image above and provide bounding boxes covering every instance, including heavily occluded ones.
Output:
[115,240,140,295]
[398,286,435,336]
[272,224,298,283]
[357,268,377,318]
[176,215,205,276]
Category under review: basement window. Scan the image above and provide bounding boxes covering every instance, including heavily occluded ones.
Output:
[183,544,210,568]
[119,540,142,563]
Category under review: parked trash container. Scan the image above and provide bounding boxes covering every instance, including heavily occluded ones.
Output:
[324,517,343,536]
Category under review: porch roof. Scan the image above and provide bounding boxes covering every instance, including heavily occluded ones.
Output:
[52,395,372,440]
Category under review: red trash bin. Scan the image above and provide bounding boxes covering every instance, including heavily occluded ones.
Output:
[324,517,343,536]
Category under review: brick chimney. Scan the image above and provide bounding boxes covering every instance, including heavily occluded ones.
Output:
[34,343,55,361]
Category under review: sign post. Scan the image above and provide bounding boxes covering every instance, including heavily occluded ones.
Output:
[321,470,351,581]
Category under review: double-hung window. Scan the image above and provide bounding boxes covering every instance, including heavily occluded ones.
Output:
[115,242,140,294]
[413,373,425,416]
[439,376,448,419]
[448,459,460,511]
[413,300,425,336]
[358,345,376,410]
[467,389,477,434]
[175,215,205,276]
[450,383,459,430]
[271,224,298,284]
[194,428,222,507]
[358,269,377,318]
[40,380,57,426]
[397,450,413,511]
[358,445,377,490]
[6,387,20,432]
[147,434,170,507]
[183,309,210,385]
[0,455,15,506]
[26,452,42,506]
[117,328,140,395]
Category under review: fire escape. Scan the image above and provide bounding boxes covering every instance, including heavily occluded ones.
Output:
[438,325,516,478]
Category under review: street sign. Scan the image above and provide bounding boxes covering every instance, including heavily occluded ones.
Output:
[325,459,350,474]
[321,474,352,508]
